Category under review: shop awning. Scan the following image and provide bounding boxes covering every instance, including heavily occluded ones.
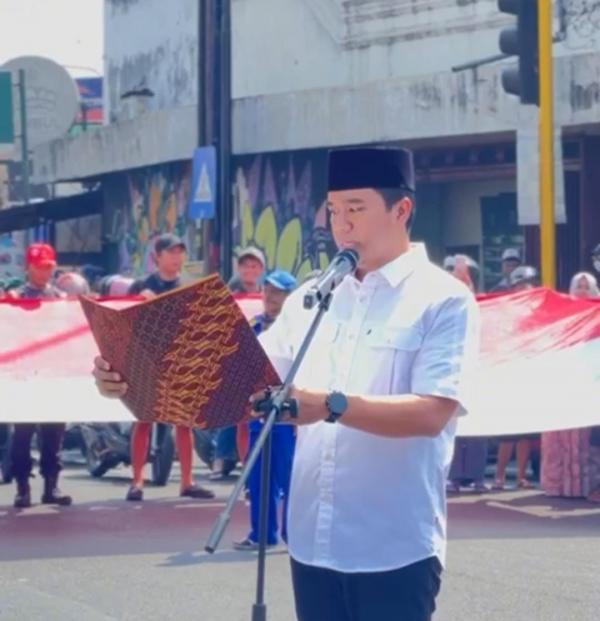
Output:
[0,190,103,234]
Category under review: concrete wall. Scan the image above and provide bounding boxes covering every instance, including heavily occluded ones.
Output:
[104,0,198,122]
[33,0,600,181]
[442,178,516,249]
[233,0,507,98]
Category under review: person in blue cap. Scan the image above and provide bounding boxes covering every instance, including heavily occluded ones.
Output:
[250,269,298,335]
[234,269,298,551]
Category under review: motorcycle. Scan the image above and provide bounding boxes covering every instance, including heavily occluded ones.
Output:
[80,422,176,486]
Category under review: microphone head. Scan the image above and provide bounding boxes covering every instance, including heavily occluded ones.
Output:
[336,248,359,270]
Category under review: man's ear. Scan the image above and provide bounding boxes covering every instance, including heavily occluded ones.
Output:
[396,197,413,223]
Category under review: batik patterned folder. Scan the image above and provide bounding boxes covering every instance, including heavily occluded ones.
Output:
[80,275,280,428]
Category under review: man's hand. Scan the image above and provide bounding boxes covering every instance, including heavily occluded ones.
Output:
[250,386,327,425]
[92,356,128,398]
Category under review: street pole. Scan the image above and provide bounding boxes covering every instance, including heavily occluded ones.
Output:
[198,0,213,274]
[17,69,30,206]
[217,0,232,283]
[538,0,556,288]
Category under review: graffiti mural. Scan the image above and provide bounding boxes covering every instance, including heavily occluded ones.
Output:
[104,161,197,275]
[232,150,335,281]
[0,231,25,281]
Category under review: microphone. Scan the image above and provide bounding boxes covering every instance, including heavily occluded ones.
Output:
[303,249,359,309]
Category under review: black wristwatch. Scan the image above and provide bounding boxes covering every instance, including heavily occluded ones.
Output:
[325,391,348,423]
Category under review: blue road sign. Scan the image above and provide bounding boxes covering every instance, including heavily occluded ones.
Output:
[189,146,217,219]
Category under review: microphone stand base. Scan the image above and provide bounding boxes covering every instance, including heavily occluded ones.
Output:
[251,603,267,621]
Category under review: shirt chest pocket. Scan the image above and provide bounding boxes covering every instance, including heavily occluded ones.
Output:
[364,325,423,393]
[299,322,342,390]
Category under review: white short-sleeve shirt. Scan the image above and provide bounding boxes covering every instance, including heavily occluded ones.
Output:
[259,243,480,573]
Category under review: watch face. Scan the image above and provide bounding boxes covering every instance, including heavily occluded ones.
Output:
[328,391,348,414]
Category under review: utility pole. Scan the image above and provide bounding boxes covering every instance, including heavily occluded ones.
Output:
[538,0,556,287]
[197,0,232,281]
[18,69,30,206]
[217,0,232,283]
[497,0,556,287]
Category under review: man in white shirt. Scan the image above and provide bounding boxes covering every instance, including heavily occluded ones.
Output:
[93,146,479,621]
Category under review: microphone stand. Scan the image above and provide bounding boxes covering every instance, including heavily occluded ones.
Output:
[205,292,334,621]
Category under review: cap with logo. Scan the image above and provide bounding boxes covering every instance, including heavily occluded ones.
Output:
[264,269,297,292]
[154,233,186,254]
[26,243,57,267]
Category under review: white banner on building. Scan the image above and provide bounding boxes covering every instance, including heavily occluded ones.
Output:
[517,107,566,225]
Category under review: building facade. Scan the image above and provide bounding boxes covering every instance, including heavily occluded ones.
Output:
[29,0,600,287]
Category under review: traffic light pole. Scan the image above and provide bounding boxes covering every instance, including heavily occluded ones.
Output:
[538,0,556,288]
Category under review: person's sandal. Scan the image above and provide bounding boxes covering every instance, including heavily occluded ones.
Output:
[180,484,215,499]
[126,486,143,502]
[491,480,506,491]
[517,479,535,489]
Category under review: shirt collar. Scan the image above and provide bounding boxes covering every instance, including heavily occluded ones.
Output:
[369,243,430,288]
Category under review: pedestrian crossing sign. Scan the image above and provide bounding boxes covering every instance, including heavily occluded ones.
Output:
[189,146,217,219]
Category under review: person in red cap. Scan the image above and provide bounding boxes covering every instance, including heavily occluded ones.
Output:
[11,242,72,508]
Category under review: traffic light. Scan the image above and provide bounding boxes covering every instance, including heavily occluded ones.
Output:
[498,0,539,105]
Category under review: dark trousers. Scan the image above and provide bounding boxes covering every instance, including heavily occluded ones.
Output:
[11,423,65,481]
[290,556,442,621]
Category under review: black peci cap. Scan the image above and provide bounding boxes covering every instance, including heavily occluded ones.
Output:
[327,147,415,193]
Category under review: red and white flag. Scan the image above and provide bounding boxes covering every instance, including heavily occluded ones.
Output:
[458,288,600,436]
[1,289,598,435]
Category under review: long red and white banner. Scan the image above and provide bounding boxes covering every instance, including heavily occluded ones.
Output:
[1,289,599,436]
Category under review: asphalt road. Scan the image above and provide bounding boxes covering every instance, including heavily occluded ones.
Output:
[1,460,599,621]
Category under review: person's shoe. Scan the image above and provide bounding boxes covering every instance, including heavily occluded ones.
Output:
[491,479,506,491]
[233,538,259,551]
[208,471,227,481]
[446,480,461,494]
[472,481,490,494]
[41,476,72,506]
[233,538,277,552]
[14,480,31,509]
[180,484,215,499]
[126,485,144,502]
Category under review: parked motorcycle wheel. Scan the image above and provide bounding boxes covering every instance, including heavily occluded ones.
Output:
[84,440,113,478]
[193,429,216,469]
[0,426,14,484]
[151,424,175,486]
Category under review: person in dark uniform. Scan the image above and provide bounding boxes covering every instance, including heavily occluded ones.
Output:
[234,269,298,551]
[11,243,72,509]
[125,233,215,501]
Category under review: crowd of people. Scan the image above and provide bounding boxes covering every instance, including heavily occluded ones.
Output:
[442,244,600,501]
[2,234,600,515]
[4,145,600,619]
